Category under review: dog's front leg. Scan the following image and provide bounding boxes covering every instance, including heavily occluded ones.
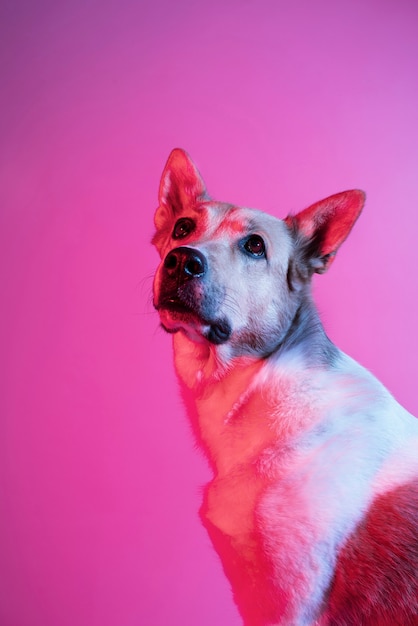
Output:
[201,470,338,626]
[253,439,381,626]
[254,504,337,626]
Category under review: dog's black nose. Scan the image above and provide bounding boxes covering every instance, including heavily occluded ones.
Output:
[163,246,207,280]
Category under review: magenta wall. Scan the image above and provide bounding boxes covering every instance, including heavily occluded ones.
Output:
[1,1,417,625]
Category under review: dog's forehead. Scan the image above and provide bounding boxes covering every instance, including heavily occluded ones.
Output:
[203,201,284,237]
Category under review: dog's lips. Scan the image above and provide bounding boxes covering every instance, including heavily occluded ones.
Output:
[159,297,195,315]
[156,296,231,345]
[205,320,231,345]
[156,291,202,320]
[156,294,203,329]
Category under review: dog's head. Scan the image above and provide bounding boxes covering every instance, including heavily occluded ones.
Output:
[152,149,365,359]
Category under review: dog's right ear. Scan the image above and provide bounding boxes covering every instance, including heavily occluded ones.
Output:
[153,149,208,236]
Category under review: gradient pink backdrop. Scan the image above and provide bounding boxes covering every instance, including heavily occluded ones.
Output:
[1,1,417,625]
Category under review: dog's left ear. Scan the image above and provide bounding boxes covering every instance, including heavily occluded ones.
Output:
[154,148,208,232]
[285,190,365,274]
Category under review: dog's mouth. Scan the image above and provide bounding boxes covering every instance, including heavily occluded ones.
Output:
[160,298,195,315]
[156,295,231,345]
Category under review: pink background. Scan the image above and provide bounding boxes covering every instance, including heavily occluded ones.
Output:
[1,1,417,625]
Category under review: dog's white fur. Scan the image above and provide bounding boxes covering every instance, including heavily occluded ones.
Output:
[152,149,418,625]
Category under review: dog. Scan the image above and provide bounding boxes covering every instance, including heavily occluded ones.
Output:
[152,148,418,625]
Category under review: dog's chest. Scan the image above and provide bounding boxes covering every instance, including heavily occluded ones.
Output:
[191,355,396,541]
[195,364,325,538]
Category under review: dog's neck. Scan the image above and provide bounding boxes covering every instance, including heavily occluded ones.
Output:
[171,297,339,470]
[273,294,339,367]
[173,296,337,389]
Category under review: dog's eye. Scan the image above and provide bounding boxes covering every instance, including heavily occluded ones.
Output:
[243,235,266,257]
[172,218,195,240]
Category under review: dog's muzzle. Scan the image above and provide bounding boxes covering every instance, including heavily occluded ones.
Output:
[156,246,231,345]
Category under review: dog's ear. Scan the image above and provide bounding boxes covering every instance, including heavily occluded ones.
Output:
[154,148,208,233]
[285,190,365,275]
